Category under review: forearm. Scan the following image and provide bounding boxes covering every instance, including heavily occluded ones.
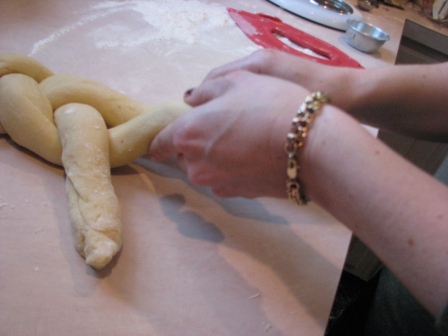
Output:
[300,106,448,316]
[289,61,448,140]
[337,62,448,141]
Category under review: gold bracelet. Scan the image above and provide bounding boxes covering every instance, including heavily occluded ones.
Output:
[285,91,330,205]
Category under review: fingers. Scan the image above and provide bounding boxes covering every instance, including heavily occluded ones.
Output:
[152,76,232,162]
[200,49,325,89]
[150,69,302,199]
[148,122,178,162]
[184,50,298,107]
[183,73,233,106]
[201,49,293,81]
[199,50,273,85]
[201,53,258,81]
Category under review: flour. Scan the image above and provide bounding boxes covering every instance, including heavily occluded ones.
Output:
[92,0,232,45]
[30,0,256,56]
[29,6,125,56]
[0,196,14,209]
[27,0,260,103]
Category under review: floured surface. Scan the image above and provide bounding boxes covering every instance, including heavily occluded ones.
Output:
[0,142,351,336]
[0,1,353,335]
[3,0,266,104]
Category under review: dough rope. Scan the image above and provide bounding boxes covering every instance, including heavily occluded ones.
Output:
[0,53,190,269]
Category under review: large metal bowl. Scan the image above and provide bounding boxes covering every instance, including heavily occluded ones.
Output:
[345,19,389,53]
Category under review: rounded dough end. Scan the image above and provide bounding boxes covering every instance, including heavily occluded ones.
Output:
[84,233,123,269]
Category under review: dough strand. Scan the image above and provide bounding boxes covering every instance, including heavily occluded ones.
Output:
[55,103,122,269]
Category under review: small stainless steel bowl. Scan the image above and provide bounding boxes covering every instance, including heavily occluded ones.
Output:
[357,0,375,11]
[345,19,389,53]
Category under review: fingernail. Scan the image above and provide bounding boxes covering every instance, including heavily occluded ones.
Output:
[184,88,194,98]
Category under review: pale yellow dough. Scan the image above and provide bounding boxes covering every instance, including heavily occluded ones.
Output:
[0,54,189,269]
[55,103,122,269]
[0,53,53,135]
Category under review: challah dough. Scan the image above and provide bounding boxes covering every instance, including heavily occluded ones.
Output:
[0,54,189,269]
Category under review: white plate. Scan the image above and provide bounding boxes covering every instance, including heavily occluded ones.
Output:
[268,0,364,30]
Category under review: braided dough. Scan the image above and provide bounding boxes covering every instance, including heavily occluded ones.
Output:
[0,54,189,269]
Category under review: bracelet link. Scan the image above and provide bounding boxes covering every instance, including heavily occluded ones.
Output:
[287,156,299,179]
[285,91,329,205]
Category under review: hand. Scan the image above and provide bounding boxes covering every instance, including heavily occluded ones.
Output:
[149,70,310,198]
[202,49,320,83]
[201,49,360,113]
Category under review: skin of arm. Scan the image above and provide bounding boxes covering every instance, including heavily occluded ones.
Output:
[149,70,448,317]
[203,49,448,142]
[301,106,448,317]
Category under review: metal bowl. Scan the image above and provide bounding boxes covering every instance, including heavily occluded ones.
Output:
[345,19,389,53]
[357,0,375,11]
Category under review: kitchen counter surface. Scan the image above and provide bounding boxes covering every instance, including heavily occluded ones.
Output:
[0,0,443,335]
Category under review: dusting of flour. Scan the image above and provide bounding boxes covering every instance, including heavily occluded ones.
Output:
[92,1,232,45]
[30,0,253,55]
[27,0,260,102]
[29,6,125,56]
[0,196,14,209]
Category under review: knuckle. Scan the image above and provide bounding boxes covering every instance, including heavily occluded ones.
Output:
[251,49,278,71]
[172,121,202,153]
[206,67,221,80]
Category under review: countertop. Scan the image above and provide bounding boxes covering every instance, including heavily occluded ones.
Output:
[0,0,444,335]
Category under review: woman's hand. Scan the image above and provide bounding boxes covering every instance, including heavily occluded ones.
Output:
[200,49,358,112]
[149,70,310,198]
[202,49,328,85]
